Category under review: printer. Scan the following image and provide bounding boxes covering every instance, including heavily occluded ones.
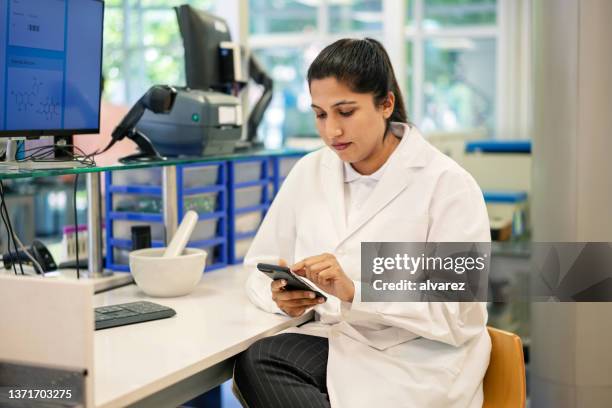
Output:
[136,88,242,157]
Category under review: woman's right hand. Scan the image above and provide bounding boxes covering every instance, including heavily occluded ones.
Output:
[270,259,324,317]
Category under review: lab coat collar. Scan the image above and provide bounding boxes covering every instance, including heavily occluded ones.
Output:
[343,158,388,183]
[321,123,429,246]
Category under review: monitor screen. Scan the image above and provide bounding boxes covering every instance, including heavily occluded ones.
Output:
[176,5,231,92]
[0,0,104,137]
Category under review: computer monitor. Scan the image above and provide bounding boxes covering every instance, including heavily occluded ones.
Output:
[0,0,104,138]
[176,5,232,92]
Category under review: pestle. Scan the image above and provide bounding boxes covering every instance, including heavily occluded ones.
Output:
[163,210,199,258]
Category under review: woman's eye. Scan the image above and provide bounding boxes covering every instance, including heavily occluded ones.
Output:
[316,113,327,119]
[339,111,354,117]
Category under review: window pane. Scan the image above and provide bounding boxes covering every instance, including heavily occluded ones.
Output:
[405,41,414,121]
[140,0,214,7]
[329,0,383,33]
[102,1,214,105]
[103,7,125,103]
[103,48,126,104]
[249,0,317,35]
[144,47,184,88]
[142,10,181,48]
[424,0,496,28]
[252,47,319,147]
[423,38,496,134]
[406,0,414,27]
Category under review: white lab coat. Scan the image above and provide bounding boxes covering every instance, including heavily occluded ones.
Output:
[244,123,491,408]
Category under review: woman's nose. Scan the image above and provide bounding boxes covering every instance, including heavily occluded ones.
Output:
[325,118,342,138]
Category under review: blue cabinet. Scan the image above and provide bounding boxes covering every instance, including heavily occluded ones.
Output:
[105,162,228,272]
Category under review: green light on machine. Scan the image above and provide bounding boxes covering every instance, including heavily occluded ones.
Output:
[192,113,200,122]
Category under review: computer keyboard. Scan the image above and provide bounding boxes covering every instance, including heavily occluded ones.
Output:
[95,301,176,330]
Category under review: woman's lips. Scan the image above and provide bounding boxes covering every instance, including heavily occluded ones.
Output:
[332,142,351,151]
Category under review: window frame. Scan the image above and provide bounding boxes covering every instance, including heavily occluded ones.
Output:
[247,0,507,138]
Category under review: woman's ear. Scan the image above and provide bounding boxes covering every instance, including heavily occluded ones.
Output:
[382,92,395,119]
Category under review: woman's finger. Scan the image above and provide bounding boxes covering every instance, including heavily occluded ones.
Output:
[305,260,334,273]
[292,253,331,271]
[279,298,322,308]
[282,307,306,317]
[275,290,316,301]
[271,279,287,292]
[306,261,337,283]
[317,267,338,283]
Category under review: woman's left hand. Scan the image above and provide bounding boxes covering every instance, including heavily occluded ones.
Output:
[291,253,355,303]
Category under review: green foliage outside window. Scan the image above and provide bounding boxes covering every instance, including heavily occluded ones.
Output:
[102,0,214,104]
[424,0,496,26]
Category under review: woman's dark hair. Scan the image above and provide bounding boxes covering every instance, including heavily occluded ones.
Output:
[307,38,408,132]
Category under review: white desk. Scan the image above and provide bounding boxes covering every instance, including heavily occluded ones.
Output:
[94,265,313,408]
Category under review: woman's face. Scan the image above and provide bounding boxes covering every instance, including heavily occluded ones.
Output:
[310,77,394,165]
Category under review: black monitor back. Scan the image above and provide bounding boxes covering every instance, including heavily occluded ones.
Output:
[176,5,231,91]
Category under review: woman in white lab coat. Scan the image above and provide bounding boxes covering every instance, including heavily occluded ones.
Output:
[233,38,491,408]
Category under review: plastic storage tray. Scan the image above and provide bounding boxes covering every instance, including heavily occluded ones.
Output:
[190,218,219,242]
[233,186,263,208]
[279,157,300,177]
[112,218,219,242]
[234,237,255,260]
[113,220,166,241]
[112,194,162,214]
[111,164,221,189]
[111,168,163,186]
[190,244,216,268]
[113,247,131,265]
[183,192,219,214]
[182,165,220,188]
[234,211,263,234]
[112,192,218,215]
[233,161,262,184]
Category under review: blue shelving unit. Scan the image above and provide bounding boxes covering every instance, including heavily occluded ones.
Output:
[227,158,273,264]
[271,152,304,198]
[483,190,528,204]
[105,162,228,272]
[466,140,532,154]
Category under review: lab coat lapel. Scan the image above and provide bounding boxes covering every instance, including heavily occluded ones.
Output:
[321,151,347,243]
[342,125,428,241]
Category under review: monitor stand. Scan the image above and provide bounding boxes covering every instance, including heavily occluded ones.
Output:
[0,138,90,171]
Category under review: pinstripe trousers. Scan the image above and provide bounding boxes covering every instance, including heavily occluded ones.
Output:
[233,333,331,408]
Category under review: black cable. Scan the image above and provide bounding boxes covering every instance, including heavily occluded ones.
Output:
[0,186,18,275]
[16,143,97,167]
[74,174,80,279]
[0,181,23,275]
[0,181,24,275]
[2,184,24,275]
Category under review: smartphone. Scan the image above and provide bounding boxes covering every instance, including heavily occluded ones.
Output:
[257,263,327,300]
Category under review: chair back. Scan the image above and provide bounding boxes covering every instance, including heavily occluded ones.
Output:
[483,326,526,408]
